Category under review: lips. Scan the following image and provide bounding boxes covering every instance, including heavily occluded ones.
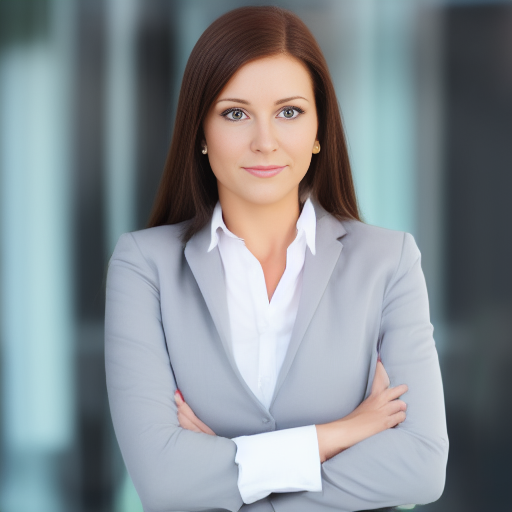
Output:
[243,165,284,170]
[242,165,286,178]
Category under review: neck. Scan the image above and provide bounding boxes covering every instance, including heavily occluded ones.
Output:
[218,186,302,262]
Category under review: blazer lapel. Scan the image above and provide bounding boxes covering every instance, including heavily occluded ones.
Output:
[184,220,269,412]
[270,199,347,409]
[184,199,348,413]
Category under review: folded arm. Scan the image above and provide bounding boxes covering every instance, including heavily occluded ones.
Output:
[106,230,448,512]
[173,232,448,511]
[269,232,449,512]
[174,346,323,505]
[105,233,244,512]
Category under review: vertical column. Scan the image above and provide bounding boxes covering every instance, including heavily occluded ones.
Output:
[0,1,75,511]
[104,0,139,254]
[414,3,446,329]
[328,0,416,234]
[103,1,142,511]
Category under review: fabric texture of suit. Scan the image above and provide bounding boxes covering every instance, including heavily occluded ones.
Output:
[104,198,449,512]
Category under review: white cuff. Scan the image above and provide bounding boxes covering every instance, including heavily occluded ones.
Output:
[232,424,322,504]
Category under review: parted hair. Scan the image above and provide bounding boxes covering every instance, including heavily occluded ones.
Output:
[147,5,361,243]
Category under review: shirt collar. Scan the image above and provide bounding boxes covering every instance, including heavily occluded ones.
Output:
[207,196,316,255]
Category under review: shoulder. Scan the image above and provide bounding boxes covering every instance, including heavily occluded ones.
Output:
[339,217,406,249]
[109,220,190,269]
[130,221,188,253]
[335,217,420,272]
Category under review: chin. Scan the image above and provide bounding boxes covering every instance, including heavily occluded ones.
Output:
[243,189,298,207]
[219,176,299,207]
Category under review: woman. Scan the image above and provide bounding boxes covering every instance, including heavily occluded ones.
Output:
[104,6,448,512]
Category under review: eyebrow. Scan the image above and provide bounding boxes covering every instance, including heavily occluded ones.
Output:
[216,95,309,106]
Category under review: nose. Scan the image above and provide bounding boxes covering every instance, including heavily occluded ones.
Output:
[250,118,279,154]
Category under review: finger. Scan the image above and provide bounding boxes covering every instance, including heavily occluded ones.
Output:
[175,389,187,406]
[385,384,408,401]
[377,360,390,388]
[195,420,215,436]
[385,399,407,415]
[175,391,216,435]
[179,409,213,434]
[175,390,203,429]
[177,400,210,431]
[179,405,216,435]
[389,410,407,428]
[178,411,203,433]
[371,360,390,394]
[397,399,407,411]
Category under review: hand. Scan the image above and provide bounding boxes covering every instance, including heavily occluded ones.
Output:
[341,359,408,438]
[174,389,216,436]
[316,359,408,462]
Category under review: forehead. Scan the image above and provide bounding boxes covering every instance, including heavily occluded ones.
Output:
[218,54,314,101]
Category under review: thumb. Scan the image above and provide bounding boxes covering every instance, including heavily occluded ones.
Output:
[174,389,185,405]
[371,359,390,395]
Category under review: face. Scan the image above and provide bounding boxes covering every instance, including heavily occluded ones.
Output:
[202,53,318,208]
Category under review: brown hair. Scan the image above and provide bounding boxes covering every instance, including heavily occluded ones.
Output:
[147,5,361,243]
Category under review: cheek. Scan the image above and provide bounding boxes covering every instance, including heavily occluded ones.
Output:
[206,129,246,188]
[208,126,246,166]
[284,130,314,168]
[282,116,317,153]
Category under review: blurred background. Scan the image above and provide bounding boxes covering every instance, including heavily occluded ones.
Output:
[0,0,510,511]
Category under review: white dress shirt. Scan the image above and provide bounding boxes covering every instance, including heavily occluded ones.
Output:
[207,197,323,504]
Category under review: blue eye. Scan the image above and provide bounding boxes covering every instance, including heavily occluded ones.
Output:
[221,108,248,122]
[277,107,304,119]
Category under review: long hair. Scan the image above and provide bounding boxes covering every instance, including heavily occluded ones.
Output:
[147,5,361,244]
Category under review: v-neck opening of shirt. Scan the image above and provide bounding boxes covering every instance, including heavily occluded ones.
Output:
[242,228,306,308]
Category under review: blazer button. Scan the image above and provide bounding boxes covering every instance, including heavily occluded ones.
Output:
[262,418,270,423]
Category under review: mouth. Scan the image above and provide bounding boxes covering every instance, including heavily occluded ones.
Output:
[242,165,287,178]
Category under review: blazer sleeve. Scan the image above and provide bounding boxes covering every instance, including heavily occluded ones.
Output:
[269,232,449,512]
[104,232,244,512]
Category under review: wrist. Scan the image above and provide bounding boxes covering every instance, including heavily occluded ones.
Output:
[315,420,351,463]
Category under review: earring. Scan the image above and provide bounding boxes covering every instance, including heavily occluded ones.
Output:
[201,144,208,155]
[312,141,321,154]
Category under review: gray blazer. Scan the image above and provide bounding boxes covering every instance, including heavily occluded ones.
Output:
[104,199,448,512]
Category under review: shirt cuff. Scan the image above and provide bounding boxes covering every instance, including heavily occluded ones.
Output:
[232,424,322,504]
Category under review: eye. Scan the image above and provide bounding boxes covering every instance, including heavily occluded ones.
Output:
[277,106,305,119]
[221,108,248,122]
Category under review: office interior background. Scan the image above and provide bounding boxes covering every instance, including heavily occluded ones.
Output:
[0,0,510,511]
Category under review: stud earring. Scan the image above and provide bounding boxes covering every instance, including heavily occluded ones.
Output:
[201,144,208,155]
[312,141,321,154]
